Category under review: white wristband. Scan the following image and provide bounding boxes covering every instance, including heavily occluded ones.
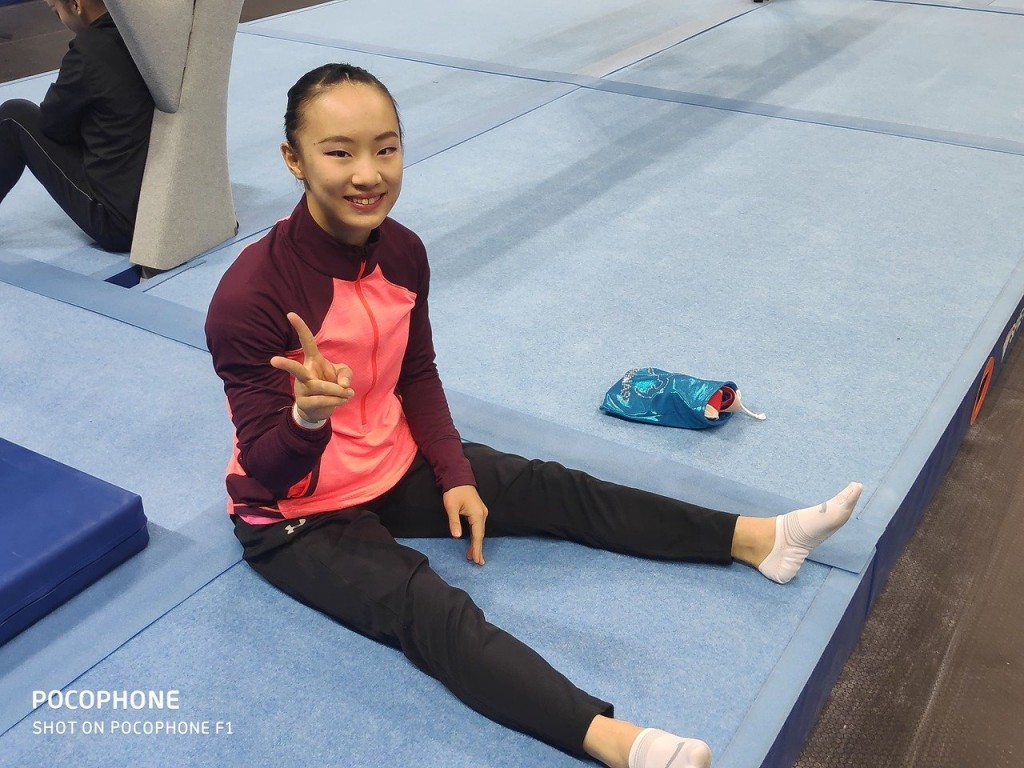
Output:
[292,403,327,430]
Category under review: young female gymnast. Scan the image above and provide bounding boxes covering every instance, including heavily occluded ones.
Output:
[205,63,862,768]
[0,0,153,252]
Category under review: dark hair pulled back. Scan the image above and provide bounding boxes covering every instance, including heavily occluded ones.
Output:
[283,63,403,147]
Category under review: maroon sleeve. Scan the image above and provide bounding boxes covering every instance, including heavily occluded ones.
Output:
[205,238,331,501]
[397,239,477,493]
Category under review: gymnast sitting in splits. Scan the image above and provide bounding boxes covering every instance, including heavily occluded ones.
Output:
[205,62,862,768]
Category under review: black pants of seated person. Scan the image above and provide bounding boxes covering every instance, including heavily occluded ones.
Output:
[0,99,133,252]
[233,442,738,758]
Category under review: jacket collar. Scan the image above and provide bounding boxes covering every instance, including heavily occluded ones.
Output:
[281,196,383,280]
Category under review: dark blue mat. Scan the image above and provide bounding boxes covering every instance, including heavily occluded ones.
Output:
[0,439,148,646]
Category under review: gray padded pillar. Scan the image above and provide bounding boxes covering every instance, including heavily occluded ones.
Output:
[105,0,191,113]
[106,0,244,271]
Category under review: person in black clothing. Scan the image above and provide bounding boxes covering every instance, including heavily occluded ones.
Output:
[0,0,154,252]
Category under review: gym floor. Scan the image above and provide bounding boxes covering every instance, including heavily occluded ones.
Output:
[2,1,1022,765]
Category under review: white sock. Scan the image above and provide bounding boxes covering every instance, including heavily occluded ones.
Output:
[757,482,863,584]
[628,728,712,768]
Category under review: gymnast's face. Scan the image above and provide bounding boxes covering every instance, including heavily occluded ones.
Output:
[281,83,403,247]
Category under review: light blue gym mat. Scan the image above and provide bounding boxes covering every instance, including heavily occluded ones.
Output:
[2,1,1023,766]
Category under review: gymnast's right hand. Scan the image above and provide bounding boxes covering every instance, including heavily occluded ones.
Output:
[270,312,355,424]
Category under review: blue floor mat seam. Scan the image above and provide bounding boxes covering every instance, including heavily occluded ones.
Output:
[599,4,763,79]
[872,0,1024,16]
[239,26,1024,158]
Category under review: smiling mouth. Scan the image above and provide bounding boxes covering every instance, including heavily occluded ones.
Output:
[347,194,385,208]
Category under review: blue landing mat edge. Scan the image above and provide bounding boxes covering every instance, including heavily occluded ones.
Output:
[737,289,1024,768]
[0,503,241,737]
[865,258,1024,528]
[869,289,1024,599]
[719,565,869,768]
[0,253,207,351]
[751,565,873,768]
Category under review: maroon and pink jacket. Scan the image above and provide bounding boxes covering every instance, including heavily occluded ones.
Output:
[205,197,476,522]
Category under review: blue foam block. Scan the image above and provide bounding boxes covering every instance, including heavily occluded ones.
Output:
[0,438,149,646]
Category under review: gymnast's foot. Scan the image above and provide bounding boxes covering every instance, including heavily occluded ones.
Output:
[629,728,712,768]
[757,482,863,584]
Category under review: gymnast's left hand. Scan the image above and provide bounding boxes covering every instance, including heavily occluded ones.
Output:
[443,485,488,566]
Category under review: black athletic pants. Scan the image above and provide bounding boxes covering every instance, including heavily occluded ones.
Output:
[0,99,134,252]
[233,443,738,758]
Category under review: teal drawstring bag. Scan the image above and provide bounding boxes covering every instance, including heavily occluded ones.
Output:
[600,367,765,429]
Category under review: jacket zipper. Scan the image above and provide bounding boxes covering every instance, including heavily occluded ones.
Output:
[354,260,380,426]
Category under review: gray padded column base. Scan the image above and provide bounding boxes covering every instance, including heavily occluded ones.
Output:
[128,0,245,271]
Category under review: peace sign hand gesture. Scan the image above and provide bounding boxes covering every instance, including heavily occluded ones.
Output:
[270,312,355,424]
